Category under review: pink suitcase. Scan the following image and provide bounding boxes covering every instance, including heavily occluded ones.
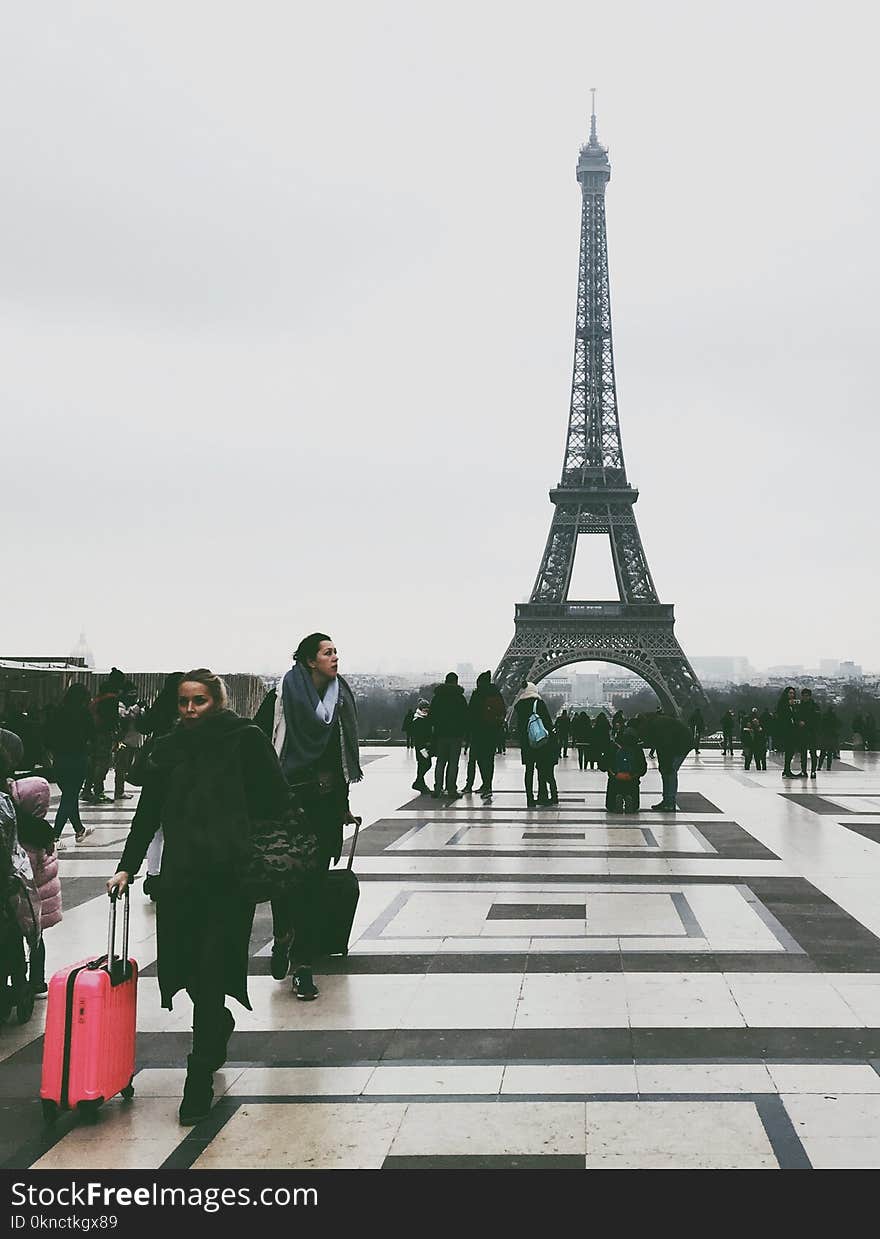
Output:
[40,887,138,1122]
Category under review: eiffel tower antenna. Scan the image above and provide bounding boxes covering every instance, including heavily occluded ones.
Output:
[494,113,707,716]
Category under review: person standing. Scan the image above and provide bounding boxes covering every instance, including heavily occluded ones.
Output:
[818,706,841,771]
[10,776,61,994]
[84,668,126,803]
[572,711,593,771]
[775,687,800,779]
[271,634,362,1000]
[113,686,145,802]
[464,672,506,801]
[44,683,95,848]
[556,709,571,759]
[109,669,291,1125]
[797,688,821,779]
[514,683,559,808]
[633,713,693,812]
[604,725,648,813]
[721,709,736,758]
[428,673,469,800]
[742,708,767,771]
[409,700,433,794]
[760,707,775,753]
[402,708,415,753]
[590,712,611,771]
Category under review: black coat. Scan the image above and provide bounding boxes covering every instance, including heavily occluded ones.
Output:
[118,711,289,1010]
[797,699,821,744]
[428,683,469,740]
[634,715,692,763]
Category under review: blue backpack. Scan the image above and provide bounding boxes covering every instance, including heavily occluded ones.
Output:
[527,701,549,748]
[614,745,638,780]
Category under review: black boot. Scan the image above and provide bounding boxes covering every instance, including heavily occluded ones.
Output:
[270,941,290,981]
[202,1008,236,1073]
[178,1055,214,1125]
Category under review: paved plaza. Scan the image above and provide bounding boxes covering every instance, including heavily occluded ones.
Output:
[4,745,880,1170]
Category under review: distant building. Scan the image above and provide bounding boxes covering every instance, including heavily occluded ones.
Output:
[819,660,841,678]
[839,661,863,680]
[456,663,476,691]
[70,630,95,669]
[767,664,805,679]
[691,656,754,684]
[543,677,572,703]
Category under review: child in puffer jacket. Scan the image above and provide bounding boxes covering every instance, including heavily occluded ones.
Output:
[11,777,61,994]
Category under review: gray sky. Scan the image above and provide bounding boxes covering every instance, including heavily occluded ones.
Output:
[3,2,878,678]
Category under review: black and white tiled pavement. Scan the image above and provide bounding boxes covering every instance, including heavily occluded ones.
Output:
[4,749,880,1170]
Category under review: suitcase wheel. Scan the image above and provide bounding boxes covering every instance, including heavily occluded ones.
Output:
[77,1099,102,1123]
[121,1080,135,1101]
[41,1099,58,1124]
[15,989,35,1025]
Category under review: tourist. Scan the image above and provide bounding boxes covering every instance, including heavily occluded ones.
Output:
[463,671,506,801]
[83,668,126,803]
[44,683,95,848]
[721,709,736,758]
[10,776,60,994]
[688,708,704,755]
[611,709,626,740]
[514,683,559,808]
[604,724,648,813]
[113,684,145,801]
[591,711,611,770]
[775,687,800,779]
[270,634,362,1000]
[797,688,821,779]
[742,708,767,772]
[556,709,571,758]
[817,706,841,771]
[633,712,693,811]
[760,707,775,753]
[402,707,415,752]
[409,699,433,794]
[428,672,468,800]
[108,668,291,1125]
[572,710,593,770]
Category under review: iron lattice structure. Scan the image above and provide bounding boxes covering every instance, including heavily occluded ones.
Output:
[495,108,707,717]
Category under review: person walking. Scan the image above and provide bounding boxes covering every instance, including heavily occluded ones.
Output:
[633,713,693,811]
[556,709,571,759]
[428,673,468,800]
[108,669,292,1125]
[464,672,506,801]
[409,700,433,793]
[760,707,775,753]
[113,685,145,802]
[797,688,821,779]
[270,634,362,1000]
[43,683,95,849]
[818,706,841,771]
[514,684,559,808]
[572,711,593,771]
[688,709,705,755]
[84,668,126,803]
[775,687,800,779]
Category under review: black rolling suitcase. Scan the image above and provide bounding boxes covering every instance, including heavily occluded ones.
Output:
[321,817,362,956]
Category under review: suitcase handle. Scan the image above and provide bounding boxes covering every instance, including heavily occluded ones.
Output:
[105,886,132,985]
[344,816,362,870]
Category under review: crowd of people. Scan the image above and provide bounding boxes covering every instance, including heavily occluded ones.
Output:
[1,655,877,1127]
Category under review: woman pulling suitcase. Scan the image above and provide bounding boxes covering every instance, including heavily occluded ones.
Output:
[107,668,291,1125]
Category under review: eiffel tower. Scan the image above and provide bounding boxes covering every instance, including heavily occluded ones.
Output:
[495,99,707,717]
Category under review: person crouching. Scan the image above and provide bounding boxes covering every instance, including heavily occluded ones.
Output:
[604,726,648,814]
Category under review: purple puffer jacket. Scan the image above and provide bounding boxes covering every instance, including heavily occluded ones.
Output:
[11,777,63,930]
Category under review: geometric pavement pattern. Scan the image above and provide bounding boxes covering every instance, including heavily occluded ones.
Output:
[4,747,880,1169]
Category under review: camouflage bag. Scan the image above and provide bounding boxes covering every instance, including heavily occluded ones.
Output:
[241,794,320,903]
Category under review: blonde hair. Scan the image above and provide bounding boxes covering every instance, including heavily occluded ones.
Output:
[179,668,229,710]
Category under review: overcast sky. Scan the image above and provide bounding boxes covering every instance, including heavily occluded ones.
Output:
[3,2,878,679]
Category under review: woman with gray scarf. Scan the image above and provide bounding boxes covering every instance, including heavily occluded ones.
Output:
[270,632,362,1000]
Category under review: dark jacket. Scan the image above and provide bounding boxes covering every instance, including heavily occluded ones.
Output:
[634,715,692,764]
[721,712,736,738]
[45,704,96,757]
[571,713,593,744]
[467,683,506,744]
[608,732,648,780]
[429,683,469,740]
[775,696,799,746]
[118,711,289,1010]
[797,699,821,744]
[818,709,841,748]
[514,696,557,766]
[742,719,767,753]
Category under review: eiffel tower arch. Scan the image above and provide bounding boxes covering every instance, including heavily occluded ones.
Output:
[495,101,707,718]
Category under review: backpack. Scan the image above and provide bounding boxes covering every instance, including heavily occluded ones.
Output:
[526,701,549,749]
[614,745,638,781]
[480,691,506,729]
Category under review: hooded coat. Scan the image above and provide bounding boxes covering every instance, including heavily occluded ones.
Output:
[117,711,289,1010]
[428,682,469,740]
[11,778,61,930]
